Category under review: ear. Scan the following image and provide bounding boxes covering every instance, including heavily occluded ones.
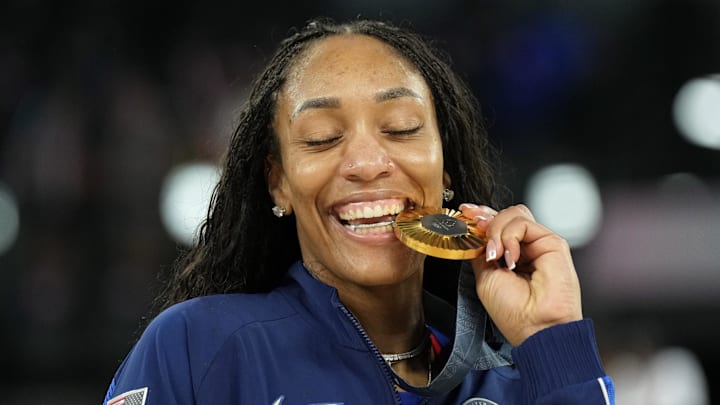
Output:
[266,157,293,215]
[443,170,452,190]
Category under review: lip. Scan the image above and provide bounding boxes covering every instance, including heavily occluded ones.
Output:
[330,191,417,214]
[328,191,417,244]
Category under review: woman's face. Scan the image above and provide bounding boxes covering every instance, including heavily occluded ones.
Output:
[270,34,445,288]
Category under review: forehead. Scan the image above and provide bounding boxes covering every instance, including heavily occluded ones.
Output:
[281,34,430,103]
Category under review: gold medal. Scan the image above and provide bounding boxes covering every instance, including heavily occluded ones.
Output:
[393,207,486,260]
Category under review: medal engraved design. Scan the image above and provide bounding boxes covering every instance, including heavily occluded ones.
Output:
[420,213,468,236]
[393,207,486,260]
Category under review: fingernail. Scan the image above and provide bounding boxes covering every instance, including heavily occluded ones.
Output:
[486,239,497,261]
[462,203,478,209]
[504,249,516,270]
[474,215,489,222]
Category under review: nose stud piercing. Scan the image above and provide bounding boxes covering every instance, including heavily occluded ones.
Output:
[442,188,455,202]
[272,206,287,218]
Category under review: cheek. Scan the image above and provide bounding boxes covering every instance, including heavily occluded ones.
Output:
[409,142,442,167]
[393,138,445,201]
[285,157,334,203]
[398,138,443,176]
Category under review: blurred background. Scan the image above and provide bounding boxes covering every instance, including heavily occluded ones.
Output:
[1,0,719,403]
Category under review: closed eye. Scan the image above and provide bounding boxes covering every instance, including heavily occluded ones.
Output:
[304,135,342,148]
[383,125,423,136]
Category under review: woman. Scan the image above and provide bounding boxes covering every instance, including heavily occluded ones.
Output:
[103,18,614,404]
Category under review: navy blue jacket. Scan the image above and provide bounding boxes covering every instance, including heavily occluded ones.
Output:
[103,261,614,404]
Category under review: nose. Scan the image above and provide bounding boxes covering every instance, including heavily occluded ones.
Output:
[339,135,395,181]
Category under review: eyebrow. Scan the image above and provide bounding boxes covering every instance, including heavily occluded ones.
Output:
[291,87,423,120]
[292,97,341,119]
[374,87,423,103]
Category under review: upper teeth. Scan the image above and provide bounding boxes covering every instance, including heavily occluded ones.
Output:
[338,203,405,221]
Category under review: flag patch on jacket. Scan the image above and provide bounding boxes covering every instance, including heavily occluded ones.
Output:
[107,387,147,405]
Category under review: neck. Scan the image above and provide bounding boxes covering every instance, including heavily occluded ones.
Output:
[304,262,432,386]
[339,277,426,355]
[344,287,433,388]
[304,261,426,354]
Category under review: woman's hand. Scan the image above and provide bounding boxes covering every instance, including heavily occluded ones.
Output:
[460,203,583,347]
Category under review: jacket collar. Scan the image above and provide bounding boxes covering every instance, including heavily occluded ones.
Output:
[283,261,368,350]
[284,260,513,395]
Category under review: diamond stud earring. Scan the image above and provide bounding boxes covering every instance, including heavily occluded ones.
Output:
[272,205,287,218]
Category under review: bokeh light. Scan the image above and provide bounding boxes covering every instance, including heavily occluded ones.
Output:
[0,182,20,256]
[525,163,602,248]
[672,75,720,150]
[159,162,221,246]
[607,346,709,405]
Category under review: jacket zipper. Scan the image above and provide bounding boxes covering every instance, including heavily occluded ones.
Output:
[338,304,403,405]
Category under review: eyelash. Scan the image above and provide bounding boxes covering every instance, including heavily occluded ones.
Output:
[305,135,342,147]
[384,125,423,136]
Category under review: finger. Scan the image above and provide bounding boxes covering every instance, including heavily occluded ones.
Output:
[498,217,555,254]
[520,232,571,263]
[458,204,498,237]
[458,203,497,221]
[485,204,549,267]
[483,205,533,264]
[497,218,572,279]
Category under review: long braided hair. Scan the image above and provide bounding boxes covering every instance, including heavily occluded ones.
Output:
[151,17,502,316]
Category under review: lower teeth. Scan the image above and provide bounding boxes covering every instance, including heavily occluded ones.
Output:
[345,220,394,233]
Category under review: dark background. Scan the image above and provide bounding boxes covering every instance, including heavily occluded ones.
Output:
[1,0,719,403]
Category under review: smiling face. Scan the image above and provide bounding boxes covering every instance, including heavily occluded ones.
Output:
[269,34,446,289]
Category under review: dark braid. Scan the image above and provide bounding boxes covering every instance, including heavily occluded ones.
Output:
[150,17,502,318]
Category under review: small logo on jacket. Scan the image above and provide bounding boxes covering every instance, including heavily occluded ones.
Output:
[462,398,499,405]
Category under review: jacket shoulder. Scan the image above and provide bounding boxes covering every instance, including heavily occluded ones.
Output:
[158,290,297,329]
[104,291,300,404]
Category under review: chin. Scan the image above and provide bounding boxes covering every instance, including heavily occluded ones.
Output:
[341,250,425,287]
